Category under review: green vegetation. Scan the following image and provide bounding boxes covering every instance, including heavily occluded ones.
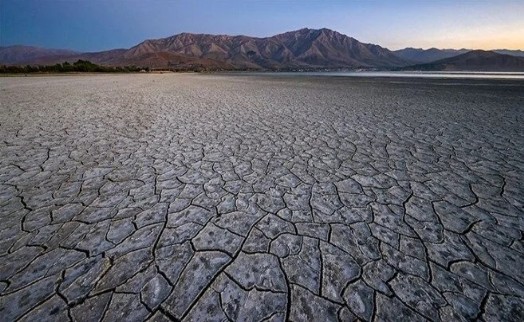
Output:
[0,60,148,73]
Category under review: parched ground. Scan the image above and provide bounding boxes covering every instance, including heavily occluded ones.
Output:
[0,74,523,322]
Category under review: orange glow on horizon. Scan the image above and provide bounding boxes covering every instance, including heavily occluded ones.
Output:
[383,21,524,51]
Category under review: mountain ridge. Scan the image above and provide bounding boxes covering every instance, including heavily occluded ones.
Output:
[0,28,409,69]
[0,45,79,65]
[401,50,524,72]
[122,28,408,69]
[2,29,524,71]
[394,47,524,63]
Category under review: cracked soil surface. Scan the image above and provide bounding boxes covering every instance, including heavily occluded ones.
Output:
[0,74,523,321]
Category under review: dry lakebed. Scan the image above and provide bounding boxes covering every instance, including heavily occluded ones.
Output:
[0,73,523,321]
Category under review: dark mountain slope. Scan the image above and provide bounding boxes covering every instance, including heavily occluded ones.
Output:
[402,50,524,72]
[394,47,524,64]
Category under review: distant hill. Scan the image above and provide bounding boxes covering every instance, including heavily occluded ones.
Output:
[394,47,524,63]
[493,49,524,58]
[402,50,524,72]
[393,48,469,64]
[0,45,78,65]
[0,28,409,70]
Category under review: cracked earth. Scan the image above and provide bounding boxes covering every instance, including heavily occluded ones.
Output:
[0,74,523,321]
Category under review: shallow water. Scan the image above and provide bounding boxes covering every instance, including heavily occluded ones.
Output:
[255,71,524,80]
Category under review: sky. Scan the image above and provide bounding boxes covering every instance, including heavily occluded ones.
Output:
[1,0,523,52]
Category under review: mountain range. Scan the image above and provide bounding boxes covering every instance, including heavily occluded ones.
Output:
[393,48,524,64]
[2,28,524,71]
[401,50,524,72]
[0,45,79,65]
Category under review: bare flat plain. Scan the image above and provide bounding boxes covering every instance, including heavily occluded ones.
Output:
[1,74,523,321]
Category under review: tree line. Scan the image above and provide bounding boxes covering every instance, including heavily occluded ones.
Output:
[0,60,148,73]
